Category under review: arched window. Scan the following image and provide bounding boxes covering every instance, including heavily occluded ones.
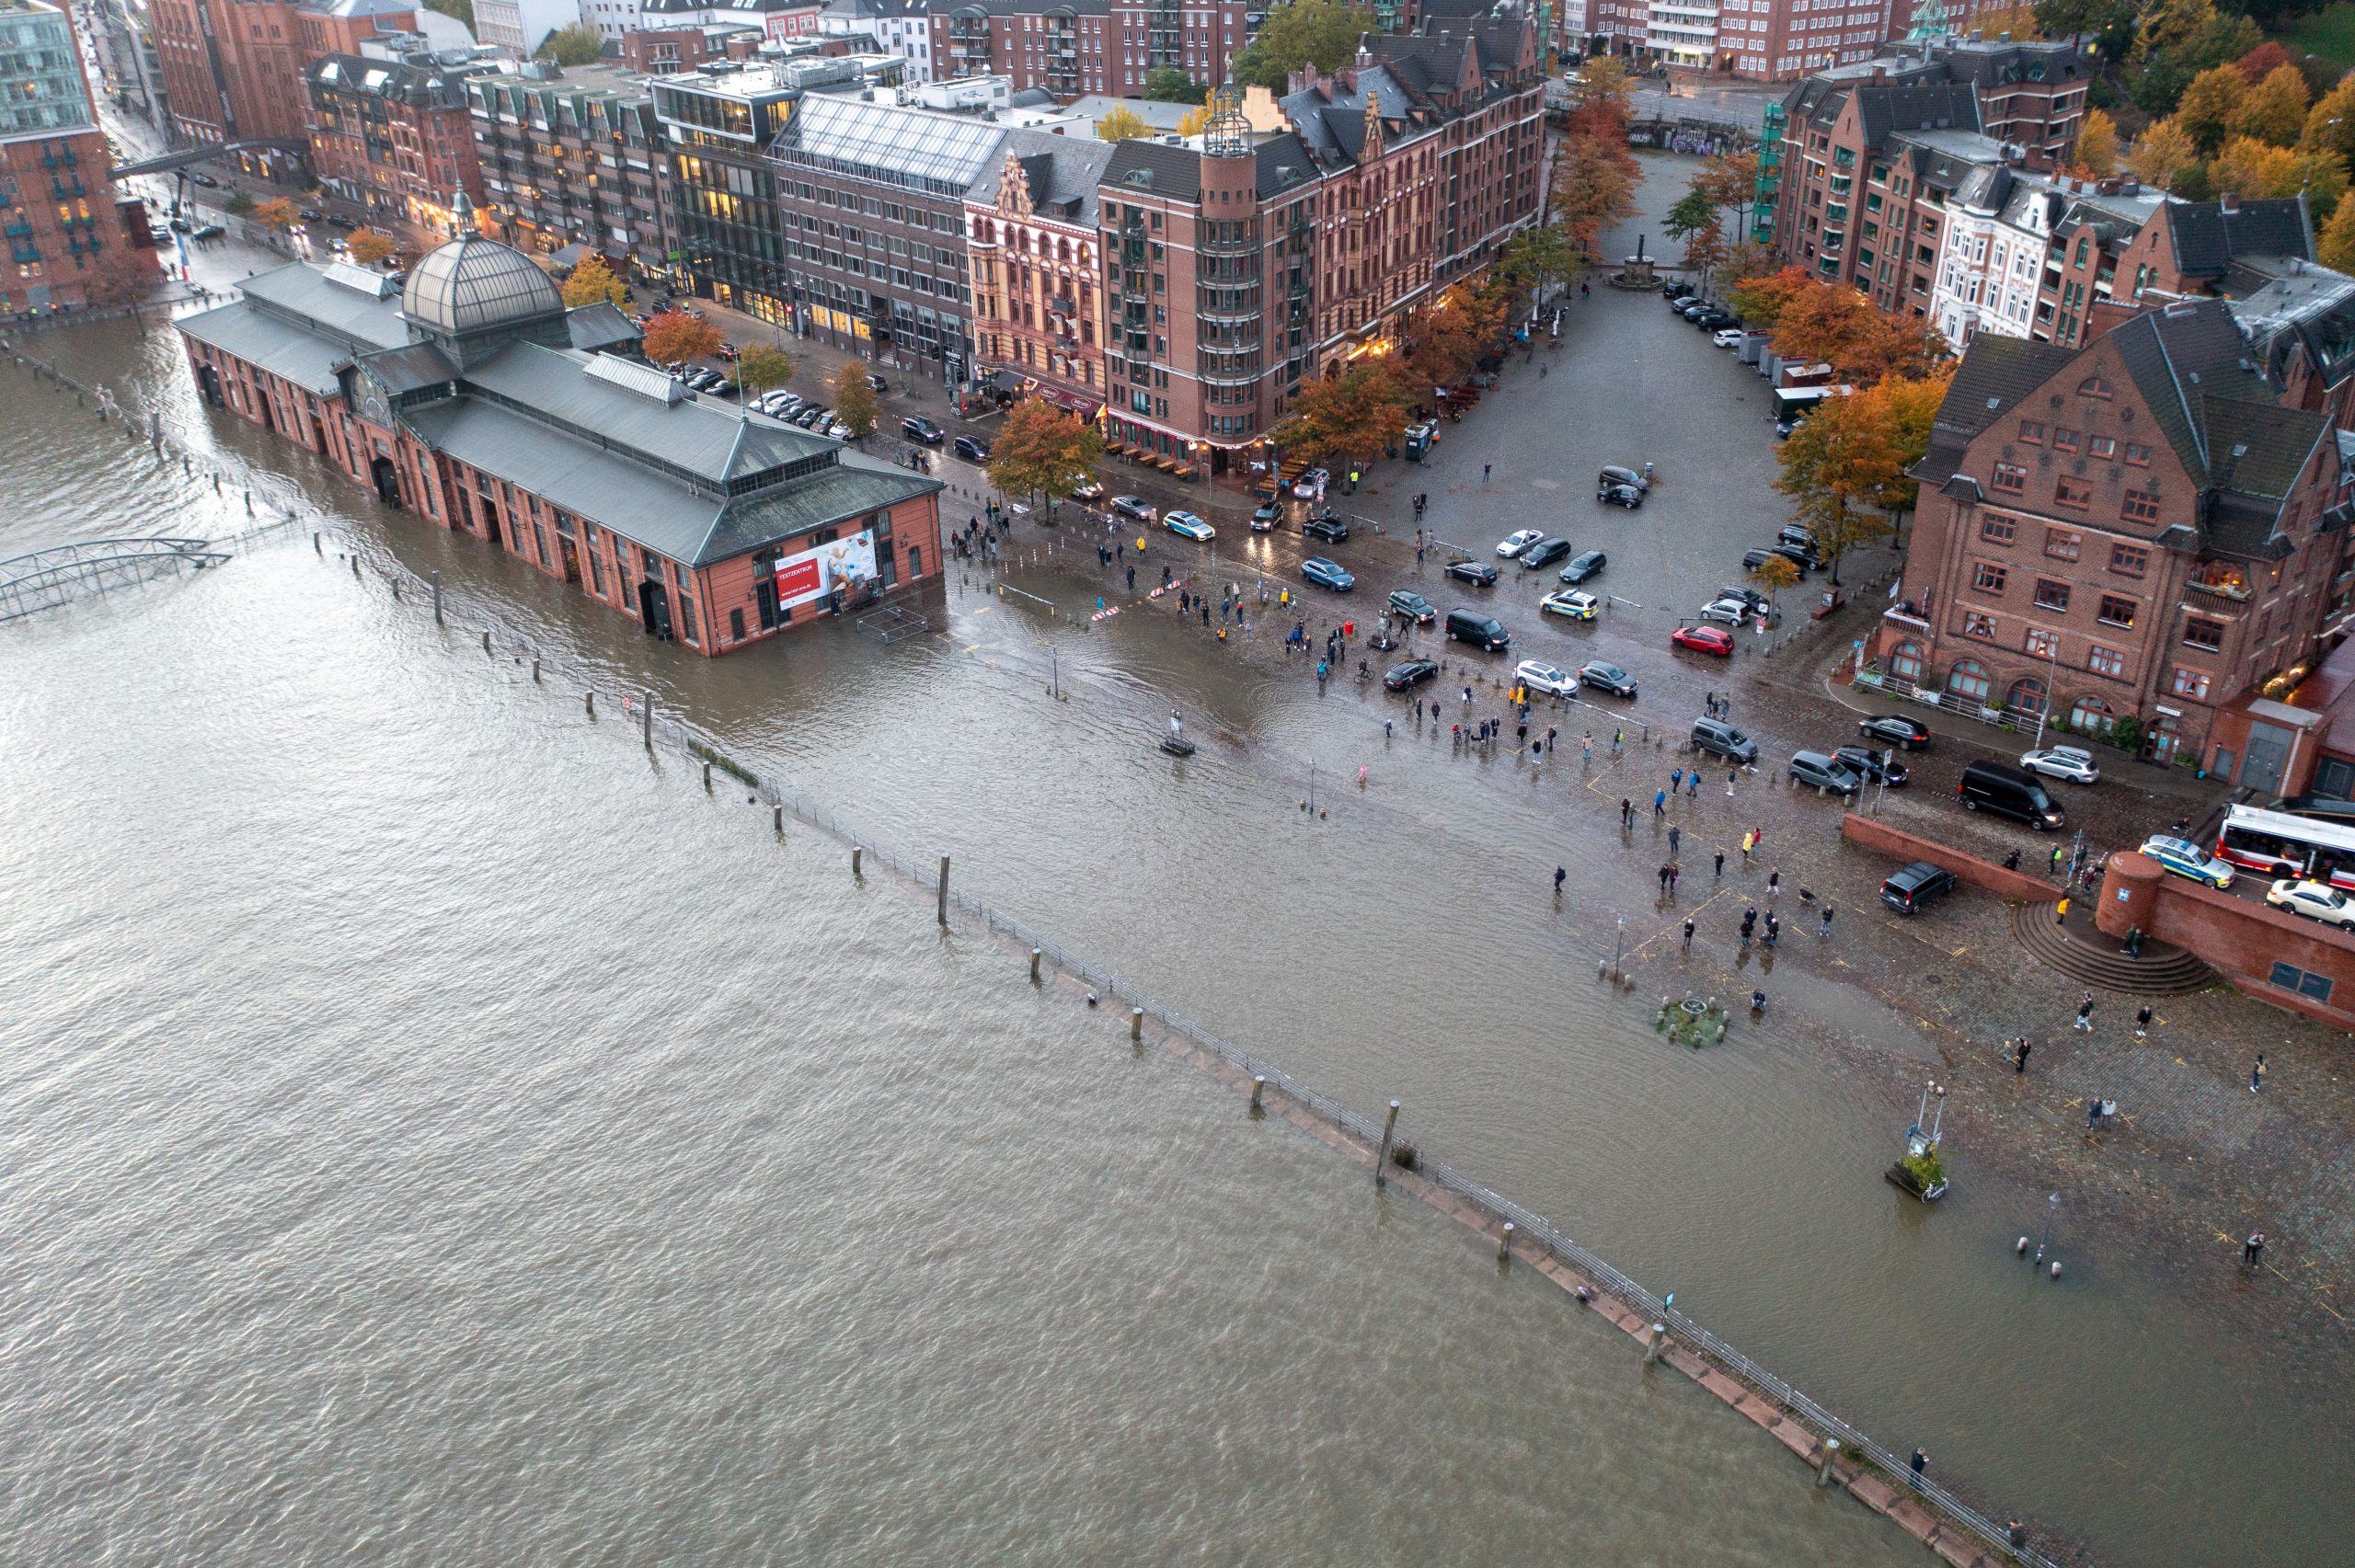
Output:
[2006,676,2048,715]
[1890,639,1924,681]
[2078,374,2112,398]
[1947,658,1992,703]
[2070,695,2114,734]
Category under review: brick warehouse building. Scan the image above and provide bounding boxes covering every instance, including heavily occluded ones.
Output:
[1873,298,2352,769]
[1,0,156,315]
[928,0,1258,98]
[149,0,416,147]
[175,205,943,654]
[306,35,496,243]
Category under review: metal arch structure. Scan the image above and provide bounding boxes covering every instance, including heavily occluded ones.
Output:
[0,538,230,624]
[108,140,307,182]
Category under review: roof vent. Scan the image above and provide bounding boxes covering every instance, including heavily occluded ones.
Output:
[587,353,687,406]
[322,258,398,297]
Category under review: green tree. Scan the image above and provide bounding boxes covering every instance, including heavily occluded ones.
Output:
[984,400,1106,515]
[730,342,797,398]
[1234,0,1368,90]
[1095,106,1153,142]
[223,189,255,216]
[1143,64,1208,104]
[534,23,603,67]
[1496,223,1579,304]
[829,361,878,439]
[1548,131,1639,258]
[560,250,627,308]
[1663,188,1725,292]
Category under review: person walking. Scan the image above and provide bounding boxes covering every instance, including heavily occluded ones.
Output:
[1740,830,1753,863]
[1669,864,1681,893]
[2074,994,2096,1032]
[1671,767,1684,794]
[1482,462,1492,482]
[1583,732,1593,763]
[1668,825,1682,858]
[1909,1449,1928,1492]
[2245,1230,2267,1270]
[1658,864,1672,893]
[1819,904,1834,938]
[2088,1096,2103,1129]
[1555,865,1567,895]
[1612,727,1624,756]
[1654,789,1668,818]
[1727,768,1737,797]
[1688,772,1700,797]
[2055,894,2071,925]
[2014,1038,2031,1074]
[1763,910,1778,946]
[2134,1005,2153,1040]
[1621,797,1634,828]
[1682,917,1695,954]
[1740,907,1756,944]
[2051,843,2065,875]
[1766,870,1780,900]
[1714,849,1725,876]
[2252,1053,2267,1093]
[1751,826,1764,853]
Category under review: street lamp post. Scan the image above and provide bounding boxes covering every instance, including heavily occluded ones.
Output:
[1610,915,1626,980]
[2030,630,2061,750]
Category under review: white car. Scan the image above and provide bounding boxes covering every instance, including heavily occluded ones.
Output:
[1497,529,1545,558]
[2019,744,2100,784]
[1696,596,1752,625]
[1163,509,1215,543]
[1541,588,1600,621]
[1292,467,1329,498]
[2268,878,2355,929]
[1712,328,1747,349]
[1513,658,1579,697]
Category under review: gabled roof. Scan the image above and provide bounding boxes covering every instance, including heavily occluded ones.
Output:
[1101,139,1200,203]
[1256,133,1317,198]
[967,127,1114,225]
[2164,197,2313,280]
[1279,65,1429,171]
[1916,336,2074,486]
[1855,83,1981,148]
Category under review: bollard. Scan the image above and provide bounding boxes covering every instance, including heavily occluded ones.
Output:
[431,570,442,624]
[642,691,653,750]
[585,691,596,720]
[2050,1261,2062,1279]
[1250,1075,1265,1113]
[2016,1236,2029,1255]
[351,555,361,579]
[1499,1221,1516,1265]
[938,855,951,925]
[1645,1323,1666,1366]
[775,806,784,834]
[244,489,252,515]
[1029,947,1042,982]
[703,760,713,791]
[313,532,321,555]
[852,845,864,877]
[531,658,540,683]
[1375,1099,1401,1185]
[1817,1438,1841,1486]
[482,630,492,653]
[1130,1006,1143,1042]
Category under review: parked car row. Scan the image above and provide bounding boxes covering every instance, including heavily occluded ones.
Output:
[1666,285,1737,333]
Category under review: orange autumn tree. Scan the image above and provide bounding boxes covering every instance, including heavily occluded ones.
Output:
[346,229,397,266]
[641,308,725,367]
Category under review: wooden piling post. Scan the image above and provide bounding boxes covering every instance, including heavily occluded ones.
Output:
[1375,1099,1400,1185]
[1249,1076,1265,1113]
[641,690,653,750]
[1645,1323,1666,1366]
[1130,1006,1143,1042]
[1816,1438,1841,1486]
[1029,947,1042,982]
[431,570,442,624]
[585,691,596,720]
[852,845,864,877]
[1499,1221,1515,1265]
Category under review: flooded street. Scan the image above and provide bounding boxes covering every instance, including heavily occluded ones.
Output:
[3,154,2348,1564]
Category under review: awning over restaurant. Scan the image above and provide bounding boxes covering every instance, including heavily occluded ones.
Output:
[1025,380,1103,418]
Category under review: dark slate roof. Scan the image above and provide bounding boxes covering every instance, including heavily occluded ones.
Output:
[2165,198,2314,280]
[1281,66,1430,171]
[1855,83,1981,147]
[968,127,1114,224]
[363,340,458,394]
[1102,139,1200,203]
[1916,337,2074,485]
[2104,302,2268,482]
[1256,132,1317,197]
[565,302,641,353]
[706,451,945,561]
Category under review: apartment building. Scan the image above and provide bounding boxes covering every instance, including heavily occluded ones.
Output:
[469,60,668,269]
[966,129,1117,413]
[928,0,1256,98]
[0,0,155,314]
[1926,165,2160,348]
[1770,40,2085,315]
[472,0,579,55]
[814,0,934,85]
[618,20,764,72]
[148,0,416,145]
[306,36,499,241]
[1876,298,2351,768]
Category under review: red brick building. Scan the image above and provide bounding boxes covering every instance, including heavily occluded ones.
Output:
[150,0,415,146]
[967,131,1117,416]
[0,0,156,315]
[930,0,1256,98]
[305,38,494,242]
[176,215,944,653]
[619,21,765,74]
[1875,298,2352,768]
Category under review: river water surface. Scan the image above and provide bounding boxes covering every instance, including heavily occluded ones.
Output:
[2,261,2346,1564]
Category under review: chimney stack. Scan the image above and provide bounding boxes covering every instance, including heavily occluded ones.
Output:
[2220,191,2240,214]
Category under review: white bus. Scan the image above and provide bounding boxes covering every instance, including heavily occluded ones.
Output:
[2215,803,2355,888]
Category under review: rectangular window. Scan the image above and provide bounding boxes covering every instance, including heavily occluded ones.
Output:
[2098,594,2137,628]
[1973,561,2008,593]
[729,606,745,642]
[2121,489,2161,522]
[2171,666,2211,701]
[2090,435,2117,459]
[2055,476,2092,509]
[2017,419,2044,444]
[1980,514,2016,544]
[2110,543,2148,576]
[1963,610,1996,639]
[1993,463,2026,495]
[2051,427,2080,453]
[2044,528,2080,561]
[2087,643,2125,677]
[2033,578,2070,612]
[2269,960,2334,1002]
[2025,626,2058,658]
[2183,617,2225,651]
[2124,442,2152,466]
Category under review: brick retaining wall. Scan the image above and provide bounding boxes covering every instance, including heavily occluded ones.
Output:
[2097,853,2355,1032]
[1840,813,2061,902]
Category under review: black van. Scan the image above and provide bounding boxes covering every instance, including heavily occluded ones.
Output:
[1880,861,1959,914]
[1957,761,2063,830]
[1444,609,1510,651]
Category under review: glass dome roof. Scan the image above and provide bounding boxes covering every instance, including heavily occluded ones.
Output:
[401,233,564,337]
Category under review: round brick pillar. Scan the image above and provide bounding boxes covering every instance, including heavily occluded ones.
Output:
[2097,852,2162,940]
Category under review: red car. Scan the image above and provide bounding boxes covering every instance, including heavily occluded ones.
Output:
[1671,624,1734,657]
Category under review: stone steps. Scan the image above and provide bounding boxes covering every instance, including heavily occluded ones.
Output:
[2010,900,2214,994]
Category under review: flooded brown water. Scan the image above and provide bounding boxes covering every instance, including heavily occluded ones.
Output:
[0,281,2344,1564]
